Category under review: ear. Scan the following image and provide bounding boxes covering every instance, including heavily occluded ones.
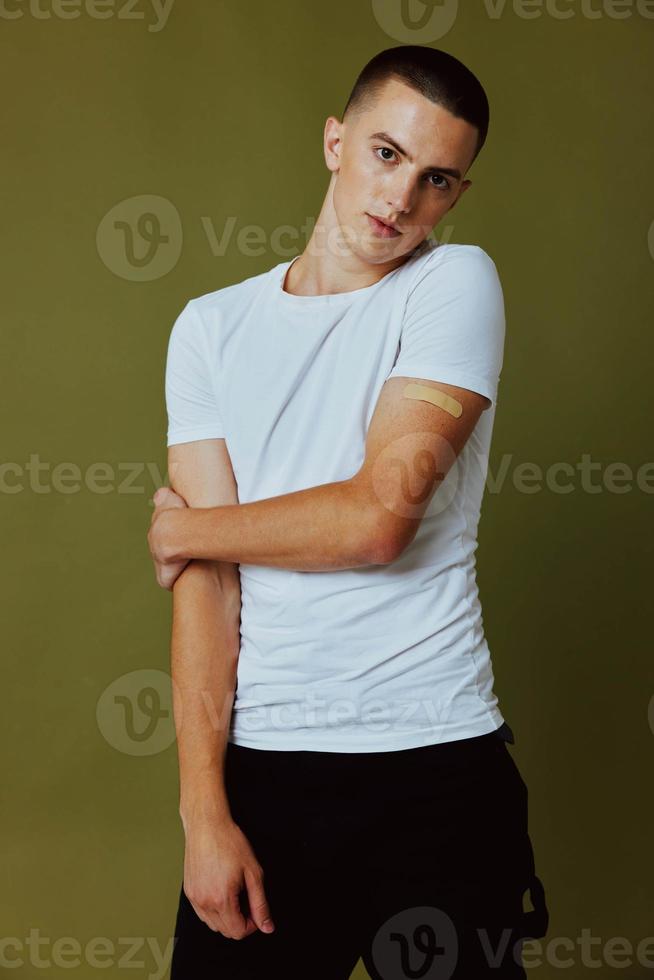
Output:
[324,115,344,174]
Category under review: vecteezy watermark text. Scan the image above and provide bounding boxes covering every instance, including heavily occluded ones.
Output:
[0,929,174,977]
[371,0,654,44]
[0,0,174,31]
[2,452,653,497]
[95,194,450,282]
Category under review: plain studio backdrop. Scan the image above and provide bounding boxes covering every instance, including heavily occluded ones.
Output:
[1,2,653,977]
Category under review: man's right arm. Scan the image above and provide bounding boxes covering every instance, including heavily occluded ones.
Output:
[168,437,275,940]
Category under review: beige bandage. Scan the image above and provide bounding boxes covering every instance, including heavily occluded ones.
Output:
[402,382,463,418]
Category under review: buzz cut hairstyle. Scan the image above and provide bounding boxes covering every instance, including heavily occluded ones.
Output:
[341,45,490,168]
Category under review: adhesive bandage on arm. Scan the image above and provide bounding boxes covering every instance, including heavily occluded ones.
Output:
[401,382,463,419]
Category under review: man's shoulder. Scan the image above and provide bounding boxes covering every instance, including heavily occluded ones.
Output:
[405,241,502,298]
[417,240,499,273]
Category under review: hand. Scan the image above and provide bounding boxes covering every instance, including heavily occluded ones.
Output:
[148,486,190,590]
[182,813,275,940]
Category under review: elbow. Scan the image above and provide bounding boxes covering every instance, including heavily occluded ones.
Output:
[363,504,422,564]
[362,521,408,566]
[349,475,412,566]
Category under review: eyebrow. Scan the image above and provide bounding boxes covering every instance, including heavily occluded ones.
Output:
[369,131,462,181]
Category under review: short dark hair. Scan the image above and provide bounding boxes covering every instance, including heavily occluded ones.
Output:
[342,46,490,168]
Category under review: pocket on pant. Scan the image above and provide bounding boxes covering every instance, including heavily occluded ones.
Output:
[517,870,550,940]
[494,748,550,942]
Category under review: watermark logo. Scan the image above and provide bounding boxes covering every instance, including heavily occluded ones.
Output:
[371,0,460,42]
[370,905,459,979]
[96,194,182,281]
[371,430,460,522]
[96,668,178,755]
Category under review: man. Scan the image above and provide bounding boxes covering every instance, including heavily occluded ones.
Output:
[150,45,549,979]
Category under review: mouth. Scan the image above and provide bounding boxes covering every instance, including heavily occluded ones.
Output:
[366,213,402,238]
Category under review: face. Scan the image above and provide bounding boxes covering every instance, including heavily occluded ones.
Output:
[324,76,479,261]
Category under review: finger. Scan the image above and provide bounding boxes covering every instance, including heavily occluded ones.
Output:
[189,898,216,931]
[241,916,259,938]
[215,910,257,940]
[162,561,185,591]
[187,893,231,938]
[227,912,259,939]
[244,866,275,933]
[209,909,236,938]
[221,887,252,940]
[193,894,238,939]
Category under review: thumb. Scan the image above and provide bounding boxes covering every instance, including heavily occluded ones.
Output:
[244,867,275,933]
[153,487,168,506]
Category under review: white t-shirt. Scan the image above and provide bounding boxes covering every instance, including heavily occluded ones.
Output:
[165,239,507,752]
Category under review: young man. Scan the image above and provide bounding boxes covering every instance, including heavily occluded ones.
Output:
[150,45,548,979]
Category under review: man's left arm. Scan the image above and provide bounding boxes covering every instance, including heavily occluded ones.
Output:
[148,376,489,573]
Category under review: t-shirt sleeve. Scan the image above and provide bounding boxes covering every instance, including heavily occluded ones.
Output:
[386,245,506,408]
[165,299,225,446]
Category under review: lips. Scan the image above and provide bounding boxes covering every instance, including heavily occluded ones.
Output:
[366,213,401,238]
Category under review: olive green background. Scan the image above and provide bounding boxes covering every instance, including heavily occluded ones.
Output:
[2,1,653,977]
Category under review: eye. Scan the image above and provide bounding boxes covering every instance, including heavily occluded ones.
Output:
[428,173,450,191]
[374,146,396,163]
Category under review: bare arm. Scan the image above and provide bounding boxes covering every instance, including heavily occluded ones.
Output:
[155,473,380,573]
[167,437,275,940]
[168,439,240,824]
[150,378,490,574]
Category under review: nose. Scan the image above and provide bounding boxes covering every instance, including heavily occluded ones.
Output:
[386,176,415,215]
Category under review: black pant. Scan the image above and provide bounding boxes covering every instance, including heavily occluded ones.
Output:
[171,727,549,979]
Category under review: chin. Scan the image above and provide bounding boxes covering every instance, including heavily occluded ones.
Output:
[357,243,404,265]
